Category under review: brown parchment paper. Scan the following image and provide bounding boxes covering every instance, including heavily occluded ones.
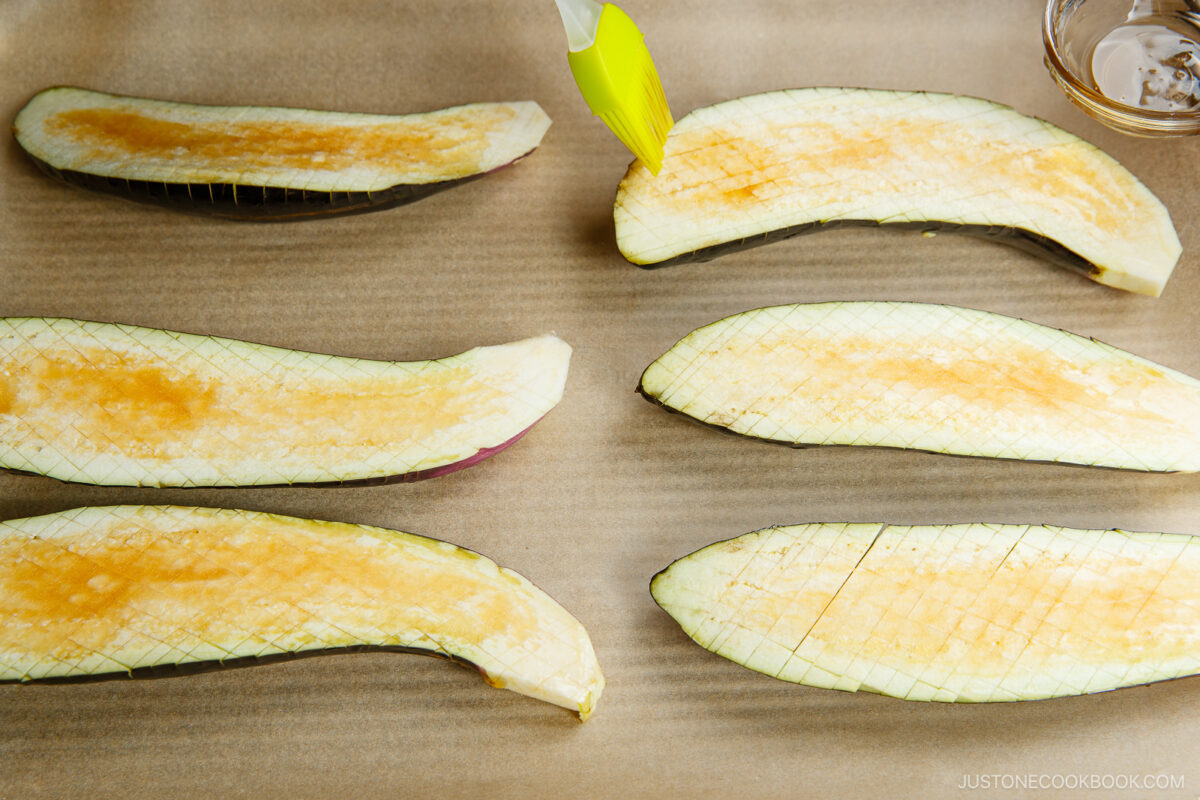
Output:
[3,1,1200,797]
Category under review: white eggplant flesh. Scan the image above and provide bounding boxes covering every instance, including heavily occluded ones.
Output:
[639,301,1200,472]
[653,522,1200,702]
[0,318,570,486]
[13,87,551,219]
[0,505,604,719]
[614,89,1181,296]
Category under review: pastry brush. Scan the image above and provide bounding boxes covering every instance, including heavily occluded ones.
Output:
[555,0,673,173]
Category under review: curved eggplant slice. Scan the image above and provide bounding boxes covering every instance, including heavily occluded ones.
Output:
[639,301,1200,472]
[12,87,551,219]
[0,505,604,719]
[653,522,1200,702]
[0,318,570,486]
[614,88,1181,296]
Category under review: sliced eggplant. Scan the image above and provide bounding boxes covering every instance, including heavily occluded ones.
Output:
[639,301,1200,472]
[614,88,1181,296]
[0,505,604,719]
[12,87,551,219]
[0,318,570,486]
[653,522,1200,702]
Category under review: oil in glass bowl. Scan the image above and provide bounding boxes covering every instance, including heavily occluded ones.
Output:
[1045,0,1200,135]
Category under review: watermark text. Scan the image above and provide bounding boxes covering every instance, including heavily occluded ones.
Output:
[958,773,1184,791]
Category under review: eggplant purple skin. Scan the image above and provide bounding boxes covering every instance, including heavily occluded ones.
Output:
[629,218,1104,283]
[0,417,542,488]
[19,151,533,221]
[401,421,539,483]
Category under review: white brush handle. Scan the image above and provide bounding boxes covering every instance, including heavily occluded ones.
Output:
[555,0,603,51]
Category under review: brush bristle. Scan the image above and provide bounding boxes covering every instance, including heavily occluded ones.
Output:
[569,2,674,173]
[600,61,673,173]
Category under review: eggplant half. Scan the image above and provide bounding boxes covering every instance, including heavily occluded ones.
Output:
[653,522,1200,702]
[0,505,604,719]
[0,318,570,486]
[614,88,1181,296]
[639,301,1200,472]
[12,87,551,219]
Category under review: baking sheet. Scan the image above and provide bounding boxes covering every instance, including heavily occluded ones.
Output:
[3,1,1200,797]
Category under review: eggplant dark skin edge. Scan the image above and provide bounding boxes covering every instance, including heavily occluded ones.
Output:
[634,340,1163,475]
[0,421,538,488]
[17,150,533,221]
[629,218,1105,283]
[633,386,1137,472]
[3,641,594,719]
[1,643,495,688]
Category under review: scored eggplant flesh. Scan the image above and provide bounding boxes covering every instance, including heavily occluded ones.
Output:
[0,505,604,719]
[0,318,571,487]
[614,88,1181,296]
[652,522,1200,702]
[12,86,551,219]
[638,301,1200,472]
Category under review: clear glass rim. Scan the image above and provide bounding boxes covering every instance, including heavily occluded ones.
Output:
[1042,0,1200,134]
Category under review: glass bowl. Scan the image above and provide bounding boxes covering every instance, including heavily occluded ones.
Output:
[1043,0,1200,136]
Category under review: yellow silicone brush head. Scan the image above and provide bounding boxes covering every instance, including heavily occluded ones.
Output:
[565,3,673,173]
